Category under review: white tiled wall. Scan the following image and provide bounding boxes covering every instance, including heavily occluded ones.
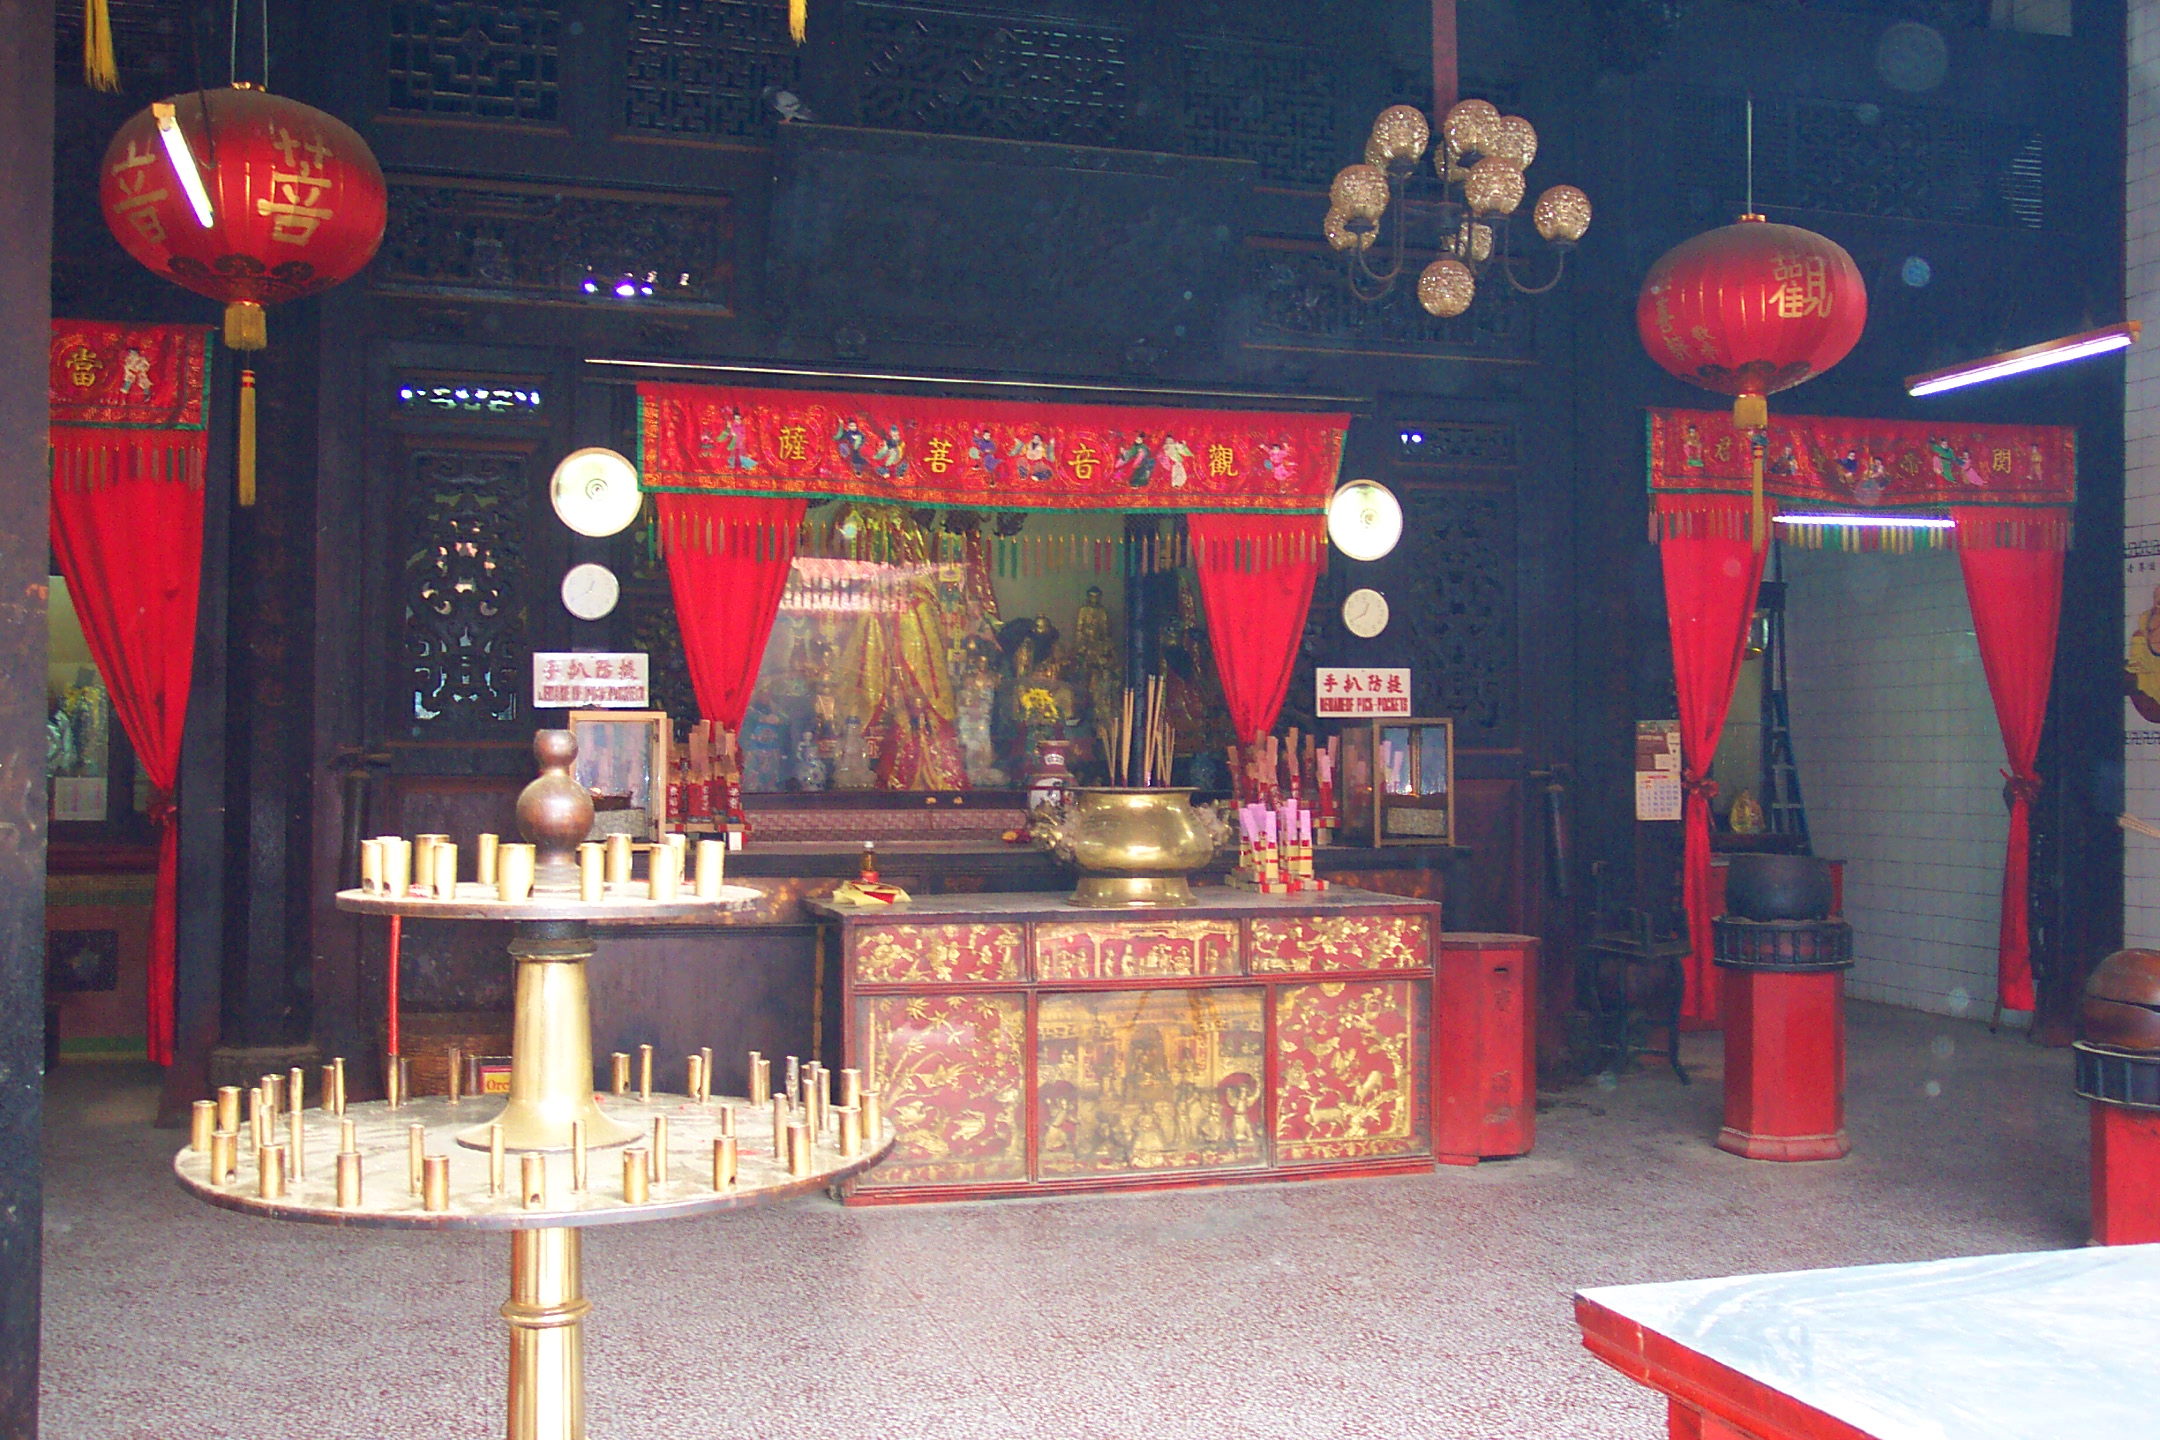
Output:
[2129,1,2160,942]
[1781,550,2009,1017]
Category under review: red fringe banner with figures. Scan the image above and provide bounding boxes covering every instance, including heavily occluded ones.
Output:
[49,320,211,488]
[1647,407,2075,550]
[638,383,1348,515]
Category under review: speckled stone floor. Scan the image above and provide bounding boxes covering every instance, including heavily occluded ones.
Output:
[40,1000,2084,1440]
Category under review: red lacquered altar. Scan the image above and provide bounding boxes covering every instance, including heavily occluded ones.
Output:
[1433,932,1537,1165]
[815,888,1457,1203]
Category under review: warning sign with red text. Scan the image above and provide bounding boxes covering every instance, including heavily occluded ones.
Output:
[533,653,650,709]
[1316,667,1411,718]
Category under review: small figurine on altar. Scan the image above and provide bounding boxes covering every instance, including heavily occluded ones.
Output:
[740,698,790,793]
[1069,585,1121,742]
[955,635,1008,787]
[833,715,876,789]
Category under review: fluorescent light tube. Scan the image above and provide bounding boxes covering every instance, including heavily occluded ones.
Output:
[1906,321,2138,396]
[151,101,215,229]
[1775,514,1954,530]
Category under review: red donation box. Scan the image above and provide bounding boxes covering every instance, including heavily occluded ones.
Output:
[1433,933,1537,1165]
[2073,949,2160,1244]
[1712,917,1853,1161]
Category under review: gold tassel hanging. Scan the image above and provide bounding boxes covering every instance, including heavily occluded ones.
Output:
[1733,393,1769,550]
[236,370,257,507]
[789,0,807,44]
[84,0,119,92]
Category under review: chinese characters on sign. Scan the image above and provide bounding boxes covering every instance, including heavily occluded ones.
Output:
[1316,668,1411,718]
[532,653,650,709]
[1635,720,1682,822]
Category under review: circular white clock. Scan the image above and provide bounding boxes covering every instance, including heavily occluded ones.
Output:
[561,562,620,621]
[1327,479,1403,562]
[1341,587,1390,638]
[549,447,643,538]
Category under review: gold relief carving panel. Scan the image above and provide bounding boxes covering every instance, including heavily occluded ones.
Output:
[1248,913,1430,974]
[1034,919,1240,982]
[849,923,1023,985]
[1036,988,1266,1178]
[857,992,1027,1188]
[1274,979,1425,1163]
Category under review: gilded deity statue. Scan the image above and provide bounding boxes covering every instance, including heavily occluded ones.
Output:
[834,506,967,790]
[1068,584,1121,741]
[1003,616,1077,763]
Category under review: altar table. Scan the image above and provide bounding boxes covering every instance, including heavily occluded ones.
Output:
[1576,1244,2160,1440]
[815,887,1445,1203]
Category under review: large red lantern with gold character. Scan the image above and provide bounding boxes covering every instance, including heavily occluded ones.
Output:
[1637,214,1867,541]
[99,84,386,504]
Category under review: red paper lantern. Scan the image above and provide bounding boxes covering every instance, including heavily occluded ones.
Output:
[100,85,385,505]
[1636,216,1866,432]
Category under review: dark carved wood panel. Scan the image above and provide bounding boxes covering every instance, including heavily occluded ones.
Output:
[1396,489,1518,740]
[856,3,1130,149]
[1396,421,1521,469]
[1670,91,2044,230]
[1178,35,1336,188]
[1244,247,1530,358]
[383,1,561,123]
[375,178,733,313]
[622,0,802,139]
[401,448,530,735]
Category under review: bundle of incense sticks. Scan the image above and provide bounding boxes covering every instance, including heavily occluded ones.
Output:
[1224,731,1340,842]
[1105,674,1177,788]
[671,720,747,847]
[1233,801,1327,893]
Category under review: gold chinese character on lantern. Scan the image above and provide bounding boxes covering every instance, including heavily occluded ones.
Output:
[1770,250,1833,319]
[257,125,337,246]
[776,425,808,461]
[1207,443,1235,477]
[106,139,169,246]
[925,437,954,474]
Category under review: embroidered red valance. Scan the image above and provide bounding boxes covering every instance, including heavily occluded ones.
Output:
[637,383,1348,515]
[1648,407,2075,550]
[49,321,211,489]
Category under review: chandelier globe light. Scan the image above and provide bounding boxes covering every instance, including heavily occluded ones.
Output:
[1330,94,1588,318]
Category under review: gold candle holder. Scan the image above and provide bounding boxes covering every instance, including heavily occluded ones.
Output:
[189,1099,216,1153]
[360,837,382,893]
[771,1094,789,1157]
[834,1104,861,1159]
[622,1148,650,1204]
[209,1129,238,1185]
[258,1144,287,1199]
[839,1067,862,1110]
[695,838,725,899]
[700,1047,715,1102]
[433,841,459,898]
[447,1045,463,1104]
[638,1044,653,1103]
[686,1053,704,1105]
[786,1056,800,1107]
[496,842,536,902]
[413,833,447,895]
[288,1066,305,1113]
[748,1052,769,1106]
[381,836,412,896]
[335,1149,362,1208]
[862,1087,882,1141]
[571,1120,588,1193]
[216,1084,241,1134]
[422,1154,450,1212]
[261,1073,282,1126]
[604,831,633,886]
[650,1115,669,1183]
[409,1123,427,1195]
[610,1052,631,1096]
[647,843,680,901]
[489,1123,507,1196]
[476,831,500,886]
[521,1153,546,1210]
[718,1103,736,1137]
[785,1120,811,1177]
[578,842,605,903]
[289,1106,305,1180]
[331,1056,347,1115]
[248,1086,265,1149]
[340,1118,357,1153]
[712,1135,738,1190]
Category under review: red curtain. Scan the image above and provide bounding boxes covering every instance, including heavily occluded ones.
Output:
[1188,513,1325,743]
[1955,525,2063,1014]
[1659,525,1767,1023]
[50,472,204,1066]
[658,492,808,728]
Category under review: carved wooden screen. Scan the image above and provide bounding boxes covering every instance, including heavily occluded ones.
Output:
[399,447,532,736]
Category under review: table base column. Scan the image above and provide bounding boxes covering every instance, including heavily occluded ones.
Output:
[503,1227,589,1440]
[2090,1101,2160,1246]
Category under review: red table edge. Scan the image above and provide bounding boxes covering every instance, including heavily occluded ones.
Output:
[1574,1293,1882,1440]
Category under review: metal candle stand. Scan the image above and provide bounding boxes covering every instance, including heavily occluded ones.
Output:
[170,732,894,1440]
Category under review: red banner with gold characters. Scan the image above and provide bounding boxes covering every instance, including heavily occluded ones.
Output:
[638,383,1348,514]
[49,321,212,488]
[1647,406,2075,549]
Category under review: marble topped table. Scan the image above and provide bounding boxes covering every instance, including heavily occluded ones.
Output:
[1576,1244,2160,1440]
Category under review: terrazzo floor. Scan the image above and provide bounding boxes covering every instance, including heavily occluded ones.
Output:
[40,1000,2084,1439]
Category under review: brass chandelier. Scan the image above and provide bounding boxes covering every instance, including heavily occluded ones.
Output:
[1327,99,1591,317]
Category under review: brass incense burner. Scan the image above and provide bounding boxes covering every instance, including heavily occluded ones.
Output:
[1032,786,1228,908]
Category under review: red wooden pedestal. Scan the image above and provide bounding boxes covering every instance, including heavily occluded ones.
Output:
[1433,932,1536,1166]
[2089,1101,2160,1245]
[1716,964,1848,1162]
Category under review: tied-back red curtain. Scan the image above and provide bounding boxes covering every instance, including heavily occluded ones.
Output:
[1188,513,1325,743]
[1955,522,2063,1014]
[1660,523,1767,1023]
[50,472,203,1066]
[658,492,808,727]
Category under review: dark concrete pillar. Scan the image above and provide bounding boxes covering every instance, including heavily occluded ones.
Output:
[0,4,53,1432]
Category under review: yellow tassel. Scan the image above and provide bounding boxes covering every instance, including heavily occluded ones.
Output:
[237,369,257,508]
[84,0,119,93]
[224,301,267,351]
[789,0,807,44]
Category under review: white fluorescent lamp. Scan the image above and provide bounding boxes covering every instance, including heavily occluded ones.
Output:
[1775,513,1954,530]
[1906,321,2139,396]
[151,101,215,229]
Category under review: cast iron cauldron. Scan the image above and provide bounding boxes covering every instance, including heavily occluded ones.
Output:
[1723,853,1834,922]
[2081,949,2160,1052]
